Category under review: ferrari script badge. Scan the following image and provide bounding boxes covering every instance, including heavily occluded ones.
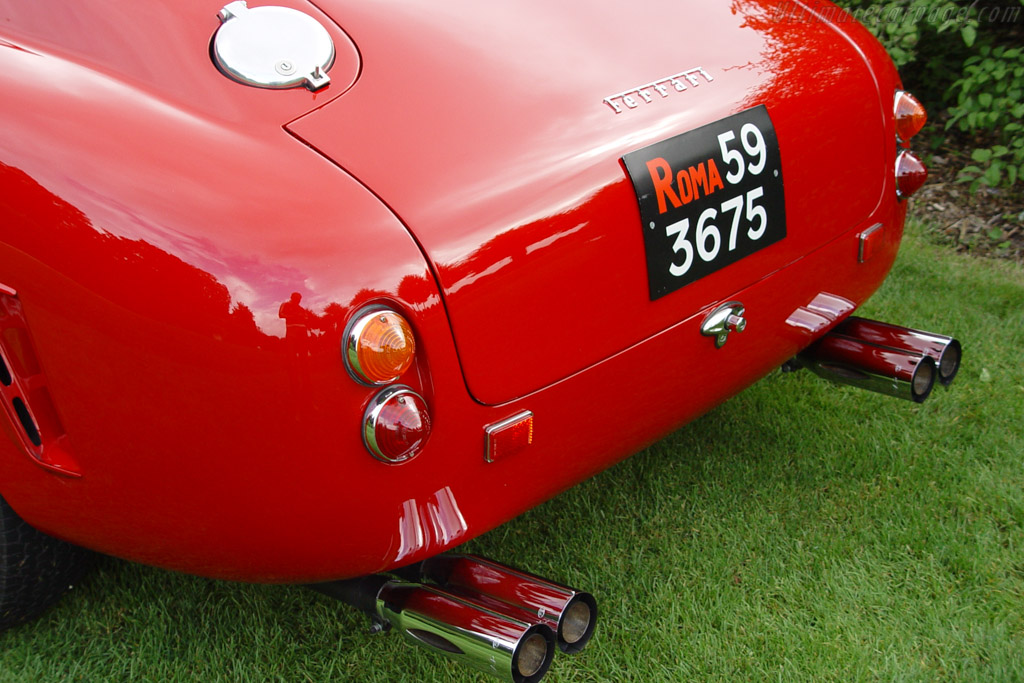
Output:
[603,67,714,114]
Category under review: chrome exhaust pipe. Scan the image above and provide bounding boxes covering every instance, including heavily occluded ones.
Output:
[802,333,937,403]
[835,317,961,386]
[417,554,598,655]
[311,576,556,683]
[378,581,555,683]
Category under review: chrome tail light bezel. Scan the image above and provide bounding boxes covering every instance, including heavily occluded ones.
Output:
[362,384,432,464]
[343,305,417,387]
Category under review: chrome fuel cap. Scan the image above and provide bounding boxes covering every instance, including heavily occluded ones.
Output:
[213,1,335,91]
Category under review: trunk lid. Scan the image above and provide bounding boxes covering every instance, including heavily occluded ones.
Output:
[288,0,888,404]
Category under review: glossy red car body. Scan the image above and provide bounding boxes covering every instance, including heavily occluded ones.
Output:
[1,0,909,582]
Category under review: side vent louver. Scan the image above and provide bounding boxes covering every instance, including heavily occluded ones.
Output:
[0,285,81,477]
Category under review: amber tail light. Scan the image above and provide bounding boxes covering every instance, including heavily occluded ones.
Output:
[895,90,928,142]
[344,307,416,385]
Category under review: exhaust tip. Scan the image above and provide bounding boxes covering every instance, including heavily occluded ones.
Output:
[513,626,556,683]
[557,592,598,654]
[910,356,936,403]
[938,339,962,386]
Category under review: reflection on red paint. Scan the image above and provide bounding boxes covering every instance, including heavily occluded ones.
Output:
[395,487,468,564]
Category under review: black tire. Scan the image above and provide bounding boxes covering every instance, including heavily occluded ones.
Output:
[0,494,89,631]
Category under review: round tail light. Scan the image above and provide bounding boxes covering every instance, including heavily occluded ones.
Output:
[896,150,929,200]
[363,386,431,463]
[894,91,927,142]
[345,307,416,385]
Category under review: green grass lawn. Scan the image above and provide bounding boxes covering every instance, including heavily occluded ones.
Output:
[2,218,1022,682]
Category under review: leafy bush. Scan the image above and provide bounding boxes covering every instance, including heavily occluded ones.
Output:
[837,0,977,68]
[834,0,1024,190]
[947,45,1024,190]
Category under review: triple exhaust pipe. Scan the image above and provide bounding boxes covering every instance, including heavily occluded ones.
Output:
[799,316,962,402]
[312,554,596,683]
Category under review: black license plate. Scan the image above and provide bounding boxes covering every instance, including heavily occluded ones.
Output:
[623,105,786,301]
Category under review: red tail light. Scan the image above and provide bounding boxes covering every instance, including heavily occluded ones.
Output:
[363,386,431,463]
[896,150,928,200]
[894,91,927,142]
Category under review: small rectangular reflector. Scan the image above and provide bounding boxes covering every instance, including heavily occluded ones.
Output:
[484,411,533,463]
[858,223,884,263]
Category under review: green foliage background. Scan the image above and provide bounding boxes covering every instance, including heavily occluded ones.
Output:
[835,0,1024,191]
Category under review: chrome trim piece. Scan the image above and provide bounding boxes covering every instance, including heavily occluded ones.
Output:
[700,301,747,349]
[362,385,428,464]
[895,150,909,199]
[894,89,907,142]
[213,1,334,91]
